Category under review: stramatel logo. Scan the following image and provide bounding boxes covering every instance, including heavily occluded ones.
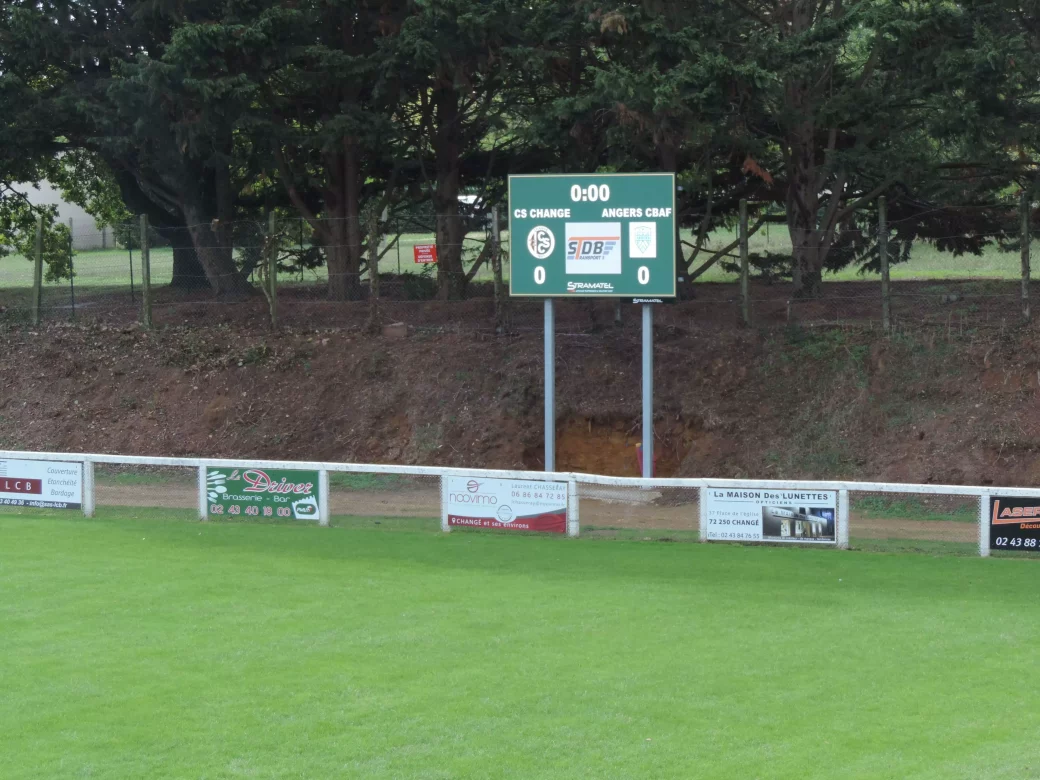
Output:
[526,226,555,259]
[567,281,615,293]
[565,222,622,274]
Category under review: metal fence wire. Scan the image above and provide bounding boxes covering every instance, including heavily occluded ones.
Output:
[1,216,1038,334]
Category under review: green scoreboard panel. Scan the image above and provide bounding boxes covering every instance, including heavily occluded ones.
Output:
[508,173,676,298]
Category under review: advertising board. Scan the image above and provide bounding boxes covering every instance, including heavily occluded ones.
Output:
[205,466,320,521]
[705,487,837,544]
[989,496,1040,550]
[508,173,676,298]
[443,476,568,534]
[0,458,82,510]
[414,244,437,264]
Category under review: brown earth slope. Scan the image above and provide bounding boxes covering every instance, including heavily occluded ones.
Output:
[1,320,1039,486]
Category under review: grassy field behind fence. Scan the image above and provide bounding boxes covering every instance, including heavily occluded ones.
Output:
[1,227,1036,290]
[2,509,1039,779]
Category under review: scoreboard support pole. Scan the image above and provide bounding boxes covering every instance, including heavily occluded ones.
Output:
[642,303,654,478]
[545,299,556,471]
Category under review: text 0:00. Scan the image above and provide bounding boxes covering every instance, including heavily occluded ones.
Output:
[571,184,610,203]
[993,537,1038,548]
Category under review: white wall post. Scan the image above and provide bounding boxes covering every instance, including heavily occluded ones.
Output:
[698,486,708,542]
[82,459,95,518]
[567,479,580,538]
[838,489,850,550]
[197,466,208,521]
[440,475,450,532]
[979,491,991,558]
[318,469,330,527]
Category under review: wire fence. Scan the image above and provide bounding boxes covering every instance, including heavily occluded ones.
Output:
[3,449,1037,559]
[1,214,1037,334]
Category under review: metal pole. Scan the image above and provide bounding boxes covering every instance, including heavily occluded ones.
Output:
[32,216,43,326]
[739,199,750,326]
[128,225,135,304]
[879,196,890,333]
[140,214,152,329]
[268,211,278,329]
[642,303,654,478]
[544,298,555,472]
[68,217,75,320]
[1021,191,1030,322]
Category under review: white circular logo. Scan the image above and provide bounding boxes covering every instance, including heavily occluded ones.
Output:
[497,505,515,523]
[526,226,555,259]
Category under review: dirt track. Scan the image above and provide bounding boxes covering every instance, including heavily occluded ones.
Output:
[94,483,976,542]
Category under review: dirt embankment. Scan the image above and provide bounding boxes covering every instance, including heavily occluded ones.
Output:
[2,319,1040,487]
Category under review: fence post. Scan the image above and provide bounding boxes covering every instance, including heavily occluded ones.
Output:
[128,224,135,304]
[879,196,891,333]
[139,214,152,328]
[440,475,450,533]
[567,478,579,538]
[32,216,43,326]
[978,491,991,558]
[740,199,751,326]
[1021,191,1030,323]
[68,217,76,320]
[838,488,850,550]
[82,459,95,518]
[698,486,708,542]
[492,206,508,334]
[197,466,208,521]
[319,469,330,527]
[366,211,380,333]
[267,211,278,329]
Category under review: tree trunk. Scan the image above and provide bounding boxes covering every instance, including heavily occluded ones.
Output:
[432,78,466,300]
[169,228,206,289]
[785,114,824,298]
[323,143,364,301]
[182,209,252,296]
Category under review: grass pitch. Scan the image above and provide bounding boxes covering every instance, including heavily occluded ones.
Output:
[2,510,1039,779]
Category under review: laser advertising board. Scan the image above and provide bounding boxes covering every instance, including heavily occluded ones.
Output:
[442,476,569,534]
[508,174,676,298]
[989,495,1040,550]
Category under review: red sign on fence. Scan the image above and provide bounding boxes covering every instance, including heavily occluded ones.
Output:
[414,244,438,264]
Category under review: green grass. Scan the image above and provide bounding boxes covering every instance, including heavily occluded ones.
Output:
[854,496,978,524]
[3,510,1040,778]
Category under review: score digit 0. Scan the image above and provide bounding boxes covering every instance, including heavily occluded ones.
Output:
[638,266,650,285]
[534,266,546,285]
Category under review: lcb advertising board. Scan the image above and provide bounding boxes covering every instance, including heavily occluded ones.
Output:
[990,496,1040,550]
[0,458,82,510]
[443,476,568,534]
[205,466,320,521]
[509,173,676,298]
[705,488,837,544]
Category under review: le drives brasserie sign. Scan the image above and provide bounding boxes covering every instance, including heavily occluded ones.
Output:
[205,466,320,521]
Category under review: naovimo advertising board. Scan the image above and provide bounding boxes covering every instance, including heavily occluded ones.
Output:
[205,467,320,521]
[443,476,568,534]
[0,458,83,510]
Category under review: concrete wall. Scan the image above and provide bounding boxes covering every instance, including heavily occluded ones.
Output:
[15,180,112,251]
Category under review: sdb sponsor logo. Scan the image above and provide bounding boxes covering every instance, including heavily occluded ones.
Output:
[565,222,622,274]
